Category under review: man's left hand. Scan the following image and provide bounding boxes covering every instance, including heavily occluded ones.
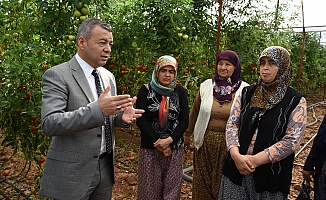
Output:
[122,96,144,124]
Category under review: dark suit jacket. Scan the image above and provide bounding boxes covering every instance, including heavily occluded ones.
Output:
[303,115,326,196]
[39,56,127,199]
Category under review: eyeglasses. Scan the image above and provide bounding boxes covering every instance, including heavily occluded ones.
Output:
[159,69,176,75]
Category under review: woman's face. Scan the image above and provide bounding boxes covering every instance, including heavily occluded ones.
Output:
[259,56,279,83]
[217,59,235,79]
[157,65,176,87]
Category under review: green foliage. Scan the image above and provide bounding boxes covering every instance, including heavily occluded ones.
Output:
[290,33,326,94]
[102,0,218,107]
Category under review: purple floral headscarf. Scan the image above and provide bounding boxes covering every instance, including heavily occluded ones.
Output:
[213,50,242,105]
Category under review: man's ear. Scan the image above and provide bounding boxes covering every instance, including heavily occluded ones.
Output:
[78,36,86,49]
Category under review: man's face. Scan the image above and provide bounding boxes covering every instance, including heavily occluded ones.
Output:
[79,25,113,68]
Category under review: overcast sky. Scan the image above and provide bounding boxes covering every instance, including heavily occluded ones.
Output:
[261,0,326,45]
[292,0,326,45]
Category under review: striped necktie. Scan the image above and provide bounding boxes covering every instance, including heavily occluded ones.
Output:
[91,69,112,154]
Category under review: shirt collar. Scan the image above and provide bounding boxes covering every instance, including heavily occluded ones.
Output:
[76,53,96,78]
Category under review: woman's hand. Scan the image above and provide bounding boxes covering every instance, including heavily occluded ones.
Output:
[154,137,173,157]
[245,151,270,170]
[233,154,255,175]
[230,147,255,175]
[184,132,191,153]
[162,147,172,157]
[302,170,314,182]
[154,137,173,152]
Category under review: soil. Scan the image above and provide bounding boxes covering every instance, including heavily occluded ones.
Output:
[0,101,325,200]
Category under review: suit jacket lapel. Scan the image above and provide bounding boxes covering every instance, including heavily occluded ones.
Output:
[69,57,95,103]
[98,68,115,96]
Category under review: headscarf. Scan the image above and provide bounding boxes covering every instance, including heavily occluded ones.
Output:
[250,46,293,110]
[150,55,178,129]
[150,55,178,96]
[213,50,242,105]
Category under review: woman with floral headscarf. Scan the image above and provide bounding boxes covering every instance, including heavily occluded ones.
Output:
[135,55,189,199]
[184,50,249,199]
[218,46,307,199]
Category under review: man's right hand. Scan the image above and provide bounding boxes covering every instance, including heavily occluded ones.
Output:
[98,86,133,116]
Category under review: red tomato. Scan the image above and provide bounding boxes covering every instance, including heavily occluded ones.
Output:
[3,170,9,177]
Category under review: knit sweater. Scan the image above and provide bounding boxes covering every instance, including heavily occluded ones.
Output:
[135,83,189,149]
[303,114,326,195]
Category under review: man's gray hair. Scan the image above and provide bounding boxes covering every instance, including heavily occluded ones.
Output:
[77,18,113,40]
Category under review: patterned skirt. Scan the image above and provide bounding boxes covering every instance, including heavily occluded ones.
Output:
[192,130,227,200]
[218,174,288,200]
[137,147,184,200]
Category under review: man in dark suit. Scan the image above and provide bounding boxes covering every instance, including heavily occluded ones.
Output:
[39,18,144,199]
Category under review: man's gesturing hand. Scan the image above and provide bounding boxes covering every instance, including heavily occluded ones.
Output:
[122,96,145,124]
[98,86,133,116]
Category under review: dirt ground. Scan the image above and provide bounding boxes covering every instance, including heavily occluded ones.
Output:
[0,101,325,200]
